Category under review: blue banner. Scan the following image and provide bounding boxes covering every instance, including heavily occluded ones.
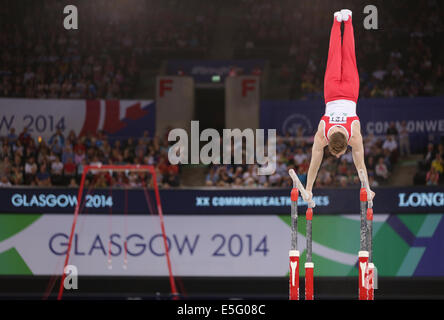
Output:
[1,187,442,215]
[260,97,444,152]
[166,60,265,83]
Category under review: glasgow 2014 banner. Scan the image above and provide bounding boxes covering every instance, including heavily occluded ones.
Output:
[0,213,443,277]
[0,187,442,215]
[260,97,444,152]
[0,98,156,141]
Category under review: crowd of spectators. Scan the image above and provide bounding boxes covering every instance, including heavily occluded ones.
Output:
[205,126,401,188]
[0,0,214,99]
[234,0,444,99]
[0,128,180,188]
[415,140,444,186]
[2,0,443,100]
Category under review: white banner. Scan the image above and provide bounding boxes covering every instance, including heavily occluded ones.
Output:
[1,215,290,276]
[225,76,260,130]
[0,98,154,140]
[156,76,194,135]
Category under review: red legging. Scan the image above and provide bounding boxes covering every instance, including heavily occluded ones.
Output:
[324,17,359,104]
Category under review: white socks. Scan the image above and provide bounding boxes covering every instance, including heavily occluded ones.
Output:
[341,9,352,21]
[334,9,352,22]
[334,11,342,23]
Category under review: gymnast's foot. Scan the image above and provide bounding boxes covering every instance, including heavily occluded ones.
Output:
[341,9,352,22]
[334,11,342,23]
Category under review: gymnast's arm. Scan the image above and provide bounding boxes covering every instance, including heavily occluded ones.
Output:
[350,121,376,200]
[305,122,328,199]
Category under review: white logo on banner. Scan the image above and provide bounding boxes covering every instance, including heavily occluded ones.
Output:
[63,265,78,290]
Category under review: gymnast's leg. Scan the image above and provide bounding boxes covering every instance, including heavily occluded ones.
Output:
[341,9,360,103]
[324,12,343,104]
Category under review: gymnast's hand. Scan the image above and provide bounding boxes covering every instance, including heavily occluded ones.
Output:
[302,190,315,207]
[368,189,376,201]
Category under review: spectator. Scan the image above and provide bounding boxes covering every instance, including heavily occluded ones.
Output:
[386,122,399,138]
[398,121,410,157]
[293,148,308,166]
[383,135,398,153]
[36,164,51,186]
[426,167,439,186]
[431,154,443,175]
[10,166,24,185]
[64,157,77,183]
[375,157,389,181]
[382,135,399,163]
[49,129,65,147]
[50,137,63,156]
[420,143,436,170]
[205,167,218,186]
[7,128,18,146]
[51,156,64,185]
[24,157,37,184]
[68,178,78,187]
[297,165,307,187]
[317,168,332,186]
[18,127,32,148]
[0,175,12,187]
[62,145,75,164]
[0,157,11,177]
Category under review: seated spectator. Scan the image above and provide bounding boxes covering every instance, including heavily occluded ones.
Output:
[1,143,11,160]
[47,150,57,163]
[382,135,396,152]
[0,175,12,187]
[297,165,307,187]
[318,168,332,186]
[338,159,348,176]
[340,150,353,164]
[275,159,287,177]
[375,157,389,181]
[164,164,180,187]
[18,127,32,148]
[293,148,308,166]
[141,130,151,144]
[64,157,77,183]
[51,156,64,185]
[94,173,109,188]
[68,178,78,187]
[76,158,86,178]
[338,176,348,188]
[0,157,11,177]
[426,167,439,186]
[382,135,399,163]
[62,145,75,164]
[420,142,436,170]
[298,159,309,174]
[10,166,24,185]
[431,153,443,175]
[50,137,63,156]
[49,128,65,147]
[364,133,378,154]
[205,167,218,186]
[24,157,38,184]
[232,177,243,188]
[36,164,51,186]
[268,171,282,186]
[366,156,376,175]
